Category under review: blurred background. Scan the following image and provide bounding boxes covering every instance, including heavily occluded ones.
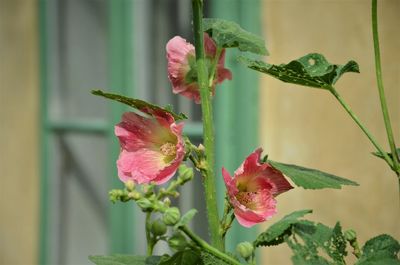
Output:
[0,0,398,264]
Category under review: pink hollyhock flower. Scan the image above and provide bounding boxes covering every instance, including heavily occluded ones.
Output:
[166,33,232,103]
[222,148,293,227]
[115,109,185,185]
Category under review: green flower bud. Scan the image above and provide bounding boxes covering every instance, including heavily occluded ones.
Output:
[125,180,135,191]
[345,229,357,242]
[151,219,167,236]
[128,191,141,200]
[136,198,153,211]
[236,241,254,259]
[168,232,188,250]
[163,207,181,225]
[163,197,171,207]
[178,165,194,184]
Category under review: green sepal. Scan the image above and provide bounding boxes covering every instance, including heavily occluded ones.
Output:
[239,53,359,89]
[203,18,268,55]
[269,160,358,189]
[92,90,187,120]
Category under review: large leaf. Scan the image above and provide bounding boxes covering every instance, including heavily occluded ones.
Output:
[199,250,231,265]
[89,255,162,265]
[269,160,358,189]
[158,249,202,265]
[92,90,187,121]
[254,209,312,247]
[355,234,400,265]
[203,18,268,55]
[239,53,359,89]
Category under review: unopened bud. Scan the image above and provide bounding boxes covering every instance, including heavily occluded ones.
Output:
[128,191,141,200]
[136,198,153,211]
[151,219,167,236]
[163,207,180,225]
[236,241,254,259]
[178,165,194,184]
[345,229,357,242]
[163,197,171,207]
[171,191,180,198]
[125,180,135,191]
[168,232,187,250]
[197,144,205,152]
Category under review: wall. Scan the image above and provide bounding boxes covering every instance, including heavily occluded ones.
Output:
[0,0,39,264]
[260,0,399,264]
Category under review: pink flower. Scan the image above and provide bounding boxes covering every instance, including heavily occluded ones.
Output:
[222,148,293,227]
[115,109,185,185]
[166,33,232,104]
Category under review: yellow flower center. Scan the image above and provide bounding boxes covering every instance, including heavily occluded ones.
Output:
[160,142,176,157]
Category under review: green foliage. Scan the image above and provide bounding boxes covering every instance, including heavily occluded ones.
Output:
[89,255,161,265]
[254,209,313,247]
[239,53,359,89]
[199,250,231,265]
[269,160,358,189]
[355,234,400,265]
[174,209,198,229]
[92,90,187,120]
[158,250,202,265]
[372,148,400,161]
[203,18,268,55]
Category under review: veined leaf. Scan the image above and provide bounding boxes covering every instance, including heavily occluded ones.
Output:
[355,234,400,265]
[269,160,358,189]
[254,209,312,247]
[92,90,187,121]
[239,53,359,89]
[203,18,268,55]
[158,250,202,265]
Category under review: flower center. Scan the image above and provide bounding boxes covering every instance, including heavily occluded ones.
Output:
[160,142,176,157]
[235,191,259,209]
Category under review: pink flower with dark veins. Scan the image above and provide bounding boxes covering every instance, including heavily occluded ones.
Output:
[115,109,185,185]
[166,33,232,103]
[222,148,293,227]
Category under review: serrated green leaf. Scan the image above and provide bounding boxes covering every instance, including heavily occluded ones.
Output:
[239,53,359,89]
[174,209,198,229]
[355,234,400,265]
[199,251,231,265]
[254,209,312,247]
[158,249,202,265]
[268,160,358,189]
[372,148,400,161]
[89,254,162,265]
[203,18,268,55]
[92,90,187,121]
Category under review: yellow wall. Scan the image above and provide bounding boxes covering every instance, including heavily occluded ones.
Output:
[0,0,39,264]
[260,0,399,264]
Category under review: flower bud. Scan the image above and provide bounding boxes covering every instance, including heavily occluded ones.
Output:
[125,180,135,191]
[163,207,181,225]
[163,197,171,207]
[128,191,141,200]
[168,232,188,250]
[151,219,167,236]
[136,198,153,211]
[345,229,357,242]
[236,241,254,259]
[178,165,194,184]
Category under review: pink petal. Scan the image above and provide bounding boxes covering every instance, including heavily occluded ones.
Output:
[204,33,217,57]
[222,167,238,197]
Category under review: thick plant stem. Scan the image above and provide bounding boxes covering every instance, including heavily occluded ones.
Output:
[371,0,400,174]
[145,212,154,255]
[180,226,241,265]
[192,0,223,250]
[329,86,394,169]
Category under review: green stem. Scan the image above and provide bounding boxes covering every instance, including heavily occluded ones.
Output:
[180,226,241,265]
[329,86,394,169]
[145,212,154,255]
[208,47,223,88]
[192,0,223,250]
[371,0,400,174]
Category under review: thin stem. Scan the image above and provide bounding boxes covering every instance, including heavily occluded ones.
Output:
[329,86,394,169]
[192,0,223,250]
[180,226,242,265]
[371,0,400,173]
[145,212,153,255]
[208,47,223,88]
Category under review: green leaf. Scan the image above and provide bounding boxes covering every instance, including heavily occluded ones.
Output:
[254,209,313,247]
[238,53,359,89]
[92,90,187,121]
[89,254,162,265]
[158,249,203,265]
[372,148,400,161]
[174,209,198,229]
[199,250,231,265]
[268,160,358,189]
[203,18,268,55]
[355,234,400,265]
